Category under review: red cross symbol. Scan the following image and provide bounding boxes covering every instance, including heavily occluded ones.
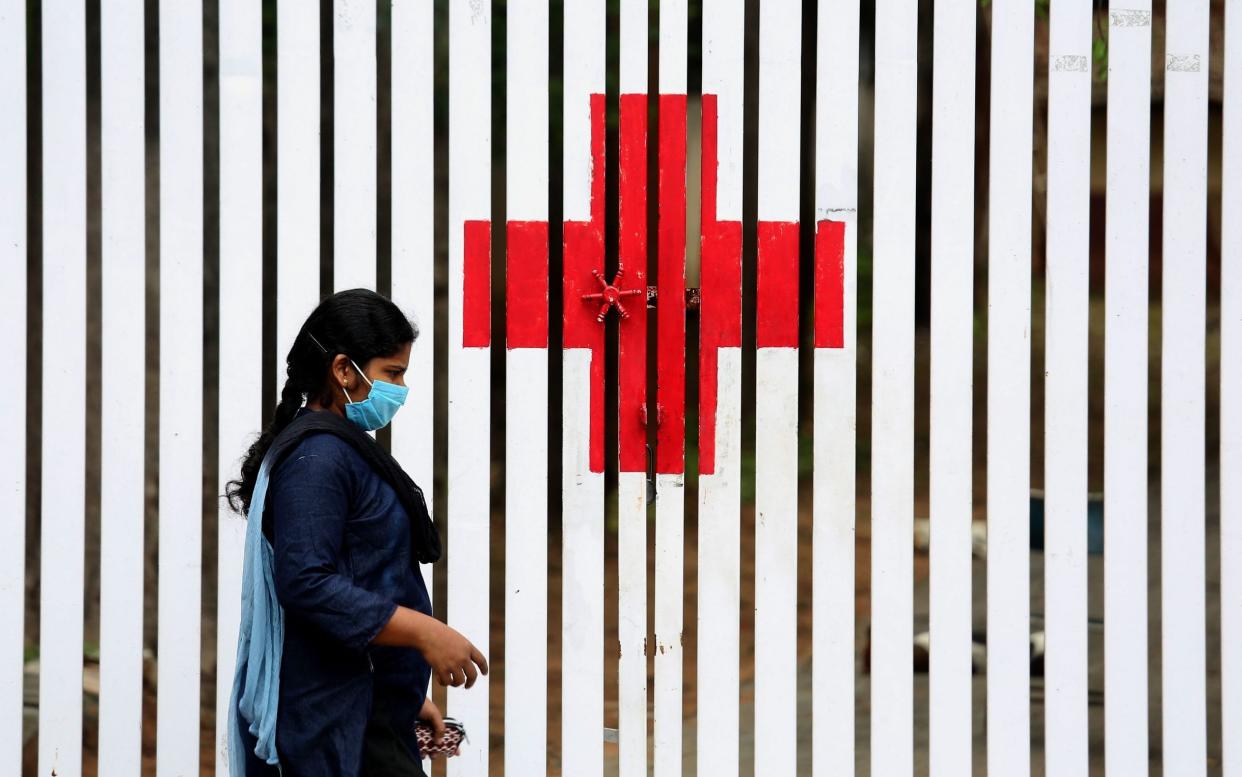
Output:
[460,92,845,477]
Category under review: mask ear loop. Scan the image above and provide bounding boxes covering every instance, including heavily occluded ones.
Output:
[348,358,374,389]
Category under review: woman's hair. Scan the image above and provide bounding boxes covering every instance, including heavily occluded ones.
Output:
[225,288,418,515]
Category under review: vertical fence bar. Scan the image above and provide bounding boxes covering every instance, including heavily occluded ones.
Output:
[617,0,650,770]
[38,1,87,772]
[1103,5,1152,773]
[99,1,146,773]
[1224,0,1242,769]
[157,0,205,771]
[870,0,918,773]
[390,0,437,638]
[276,0,320,387]
[562,0,607,774]
[754,2,801,773]
[1160,1,1210,773]
[217,0,264,770]
[1043,1,1093,774]
[447,0,492,772]
[504,0,550,771]
[390,5,436,773]
[333,0,377,291]
[0,0,25,772]
[927,0,975,772]
[697,0,744,774]
[997,0,1044,759]
[986,1,1034,773]
[811,0,859,772]
[655,0,687,773]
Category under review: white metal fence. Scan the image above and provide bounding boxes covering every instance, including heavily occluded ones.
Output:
[1,0,1237,775]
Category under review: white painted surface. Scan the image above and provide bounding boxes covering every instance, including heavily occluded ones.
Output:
[870,0,919,773]
[562,3,606,775]
[928,1,975,772]
[697,349,742,777]
[811,346,855,777]
[702,0,745,220]
[619,0,647,95]
[987,3,1034,775]
[1104,5,1152,774]
[1161,2,1210,773]
[653,469,684,777]
[697,2,744,773]
[217,0,264,770]
[390,0,437,656]
[658,0,687,94]
[753,346,799,776]
[38,2,87,773]
[507,0,548,224]
[562,0,602,224]
[562,351,605,776]
[811,6,859,773]
[333,0,377,291]
[1225,2,1242,771]
[447,1,492,773]
[158,1,205,772]
[99,2,146,773]
[0,1,24,771]
[1043,1,1092,773]
[755,0,801,223]
[504,347,549,771]
[276,0,320,389]
[617,471,648,777]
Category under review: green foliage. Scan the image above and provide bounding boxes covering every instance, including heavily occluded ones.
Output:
[1093,36,1109,82]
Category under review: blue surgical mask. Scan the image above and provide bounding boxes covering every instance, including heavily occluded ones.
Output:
[342,357,408,431]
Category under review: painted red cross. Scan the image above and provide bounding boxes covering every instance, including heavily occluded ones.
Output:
[459,92,845,476]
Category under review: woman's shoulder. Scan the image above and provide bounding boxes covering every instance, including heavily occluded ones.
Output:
[271,431,368,485]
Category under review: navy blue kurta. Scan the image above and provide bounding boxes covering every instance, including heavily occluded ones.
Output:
[244,406,433,776]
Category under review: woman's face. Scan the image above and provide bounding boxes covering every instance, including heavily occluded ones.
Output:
[315,340,413,415]
[351,340,412,394]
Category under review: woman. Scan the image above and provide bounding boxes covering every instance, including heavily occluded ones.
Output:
[225,288,487,776]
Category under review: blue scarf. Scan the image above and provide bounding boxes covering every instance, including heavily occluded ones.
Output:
[228,452,284,773]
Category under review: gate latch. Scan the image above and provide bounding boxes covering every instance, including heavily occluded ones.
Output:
[581,265,644,322]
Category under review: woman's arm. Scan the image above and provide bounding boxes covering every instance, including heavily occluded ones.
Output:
[371,605,489,688]
[269,438,488,686]
[269,444,401,652]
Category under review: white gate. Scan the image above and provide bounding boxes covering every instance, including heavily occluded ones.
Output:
[1,0,1238,775]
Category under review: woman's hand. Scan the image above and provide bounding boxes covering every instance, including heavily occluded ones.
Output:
[415,615,489,689]
[371,606,489,688]
[418,696,448,748]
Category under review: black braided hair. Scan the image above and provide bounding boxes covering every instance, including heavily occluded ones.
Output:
[224,288,418,515]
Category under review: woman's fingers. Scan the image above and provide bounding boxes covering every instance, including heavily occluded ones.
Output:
[470,645,489,675]
[462,659,478,689]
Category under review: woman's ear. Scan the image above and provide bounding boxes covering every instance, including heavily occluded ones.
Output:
[332,353,352,389]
